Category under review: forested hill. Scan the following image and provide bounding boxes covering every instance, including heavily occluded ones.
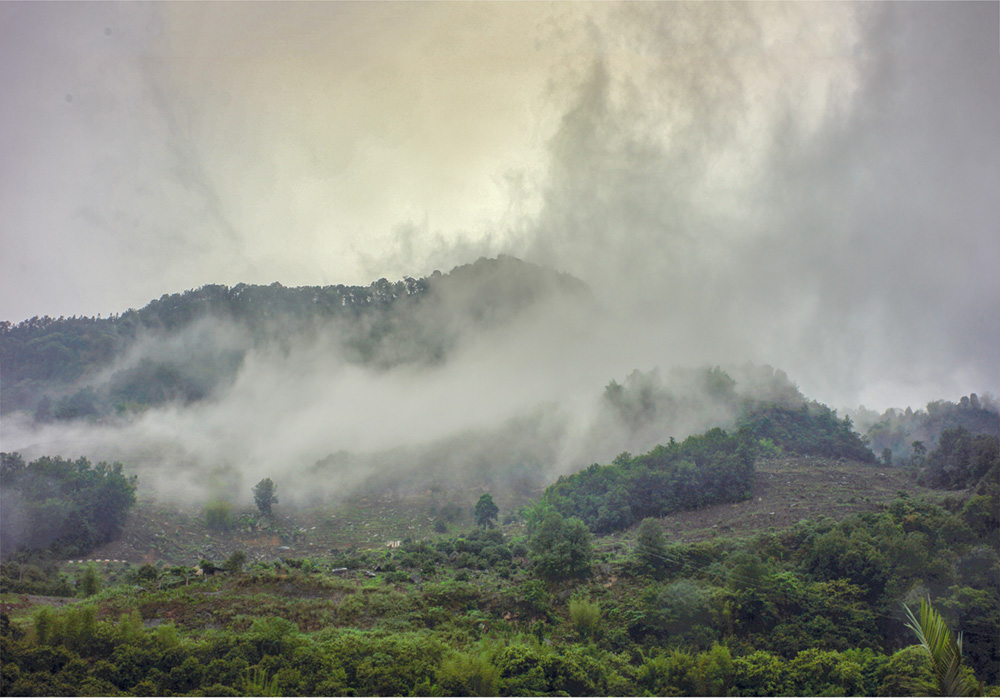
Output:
[0,256,591,419]
[857,396,1000,462]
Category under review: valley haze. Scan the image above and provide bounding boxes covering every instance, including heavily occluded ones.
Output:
[2,2,998,503]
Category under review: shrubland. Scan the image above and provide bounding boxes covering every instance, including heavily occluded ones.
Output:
[1,418,997,696]
[1,263,996,695]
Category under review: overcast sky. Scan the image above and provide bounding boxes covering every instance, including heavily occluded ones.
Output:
[1,1,998,410]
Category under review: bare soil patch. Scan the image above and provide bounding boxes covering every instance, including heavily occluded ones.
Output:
[639,457,931,546]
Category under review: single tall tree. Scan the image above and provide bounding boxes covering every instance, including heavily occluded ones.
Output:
[474,493,499,529]
[253,478,278,519]
[636,517,667,571]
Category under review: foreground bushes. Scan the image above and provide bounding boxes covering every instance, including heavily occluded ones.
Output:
[0,606,949,697]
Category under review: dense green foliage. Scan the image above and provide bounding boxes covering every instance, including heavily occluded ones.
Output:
[739,404,878,463]
[862,394,999,462]
[542,428,756,534]
[0,453,136,558]
[0,607,949,698]
[1,487,996,696]
[919,428,999,492]
[527,508,594,581]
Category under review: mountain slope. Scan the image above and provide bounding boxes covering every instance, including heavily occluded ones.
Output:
[0,256,592,420]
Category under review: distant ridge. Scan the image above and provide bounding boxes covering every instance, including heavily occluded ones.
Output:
[0,257,592,418]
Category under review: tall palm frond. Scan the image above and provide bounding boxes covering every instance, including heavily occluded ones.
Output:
[245,666,280,697]
[903,598,982,697]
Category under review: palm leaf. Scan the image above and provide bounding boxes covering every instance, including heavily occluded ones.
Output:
[903,598,981,697]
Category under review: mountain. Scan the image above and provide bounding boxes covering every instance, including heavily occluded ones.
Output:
[0,256,593,421]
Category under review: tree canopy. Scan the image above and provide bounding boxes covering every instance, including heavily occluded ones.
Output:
[542,427,756,535]
[473,494,499,529]
[253,478,278,519]
[0,453,137,557]
[527,507,593,581]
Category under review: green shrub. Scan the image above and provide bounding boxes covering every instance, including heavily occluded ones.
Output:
[437,650,500,697]
[77,564,102,597]
[568,597,601,640]
[223,551,247,574]
[205,500,233,532]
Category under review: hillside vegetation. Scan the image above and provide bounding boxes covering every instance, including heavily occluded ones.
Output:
[2,420,997,696]
[1,260,997,696]
[857,395,999,462]
[0,256,590,420]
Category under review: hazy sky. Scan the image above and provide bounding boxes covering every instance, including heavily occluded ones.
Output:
[1,1,998,409]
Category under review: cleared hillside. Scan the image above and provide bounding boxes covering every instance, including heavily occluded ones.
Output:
[73,457,928,568]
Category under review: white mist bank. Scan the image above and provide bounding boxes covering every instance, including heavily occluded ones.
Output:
[0,290,808,506]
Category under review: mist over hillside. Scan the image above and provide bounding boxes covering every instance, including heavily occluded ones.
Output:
[0,257,884,505]
[4,256,996,508]
[850,395,1000,462]
[3,3,998,511]
[3,3,998,415]
[2,7,998,694]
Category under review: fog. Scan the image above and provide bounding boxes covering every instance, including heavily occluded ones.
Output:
[2,3,998,505]
[2,284,609,502]
[1,273,806,505]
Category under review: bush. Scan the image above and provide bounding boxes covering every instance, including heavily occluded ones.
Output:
[635,517,667,572]
[528,509,593,581]
[437,650,500,697]
[568,597,601,639]
[77,564,101,597]
[644,579,720,647]
[205,500,233,532]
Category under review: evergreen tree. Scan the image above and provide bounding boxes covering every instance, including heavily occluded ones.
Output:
[253,478,278,518]
[636,517,667,571]
[473,494,499,529]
